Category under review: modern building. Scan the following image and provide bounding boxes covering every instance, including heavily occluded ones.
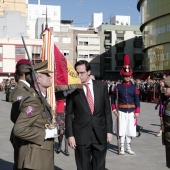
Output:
[110,15,130,26]
[0,0,26,17]
[137,0,170,73]
[98,24,144,80]
[74,29,101,78]
[27,4,61,39]
[0,38,42,82]
[91,13,103,28]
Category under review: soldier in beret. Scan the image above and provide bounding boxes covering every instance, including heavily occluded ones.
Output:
[162,76,170,168]
[14,61,57,170]
[9,59,32,170]
[111,55,140,155]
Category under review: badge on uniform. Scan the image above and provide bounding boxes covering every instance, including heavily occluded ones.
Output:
[26,106,35,116]
[17,96,23,101]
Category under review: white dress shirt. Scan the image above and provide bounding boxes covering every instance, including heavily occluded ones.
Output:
[83,79,94,102]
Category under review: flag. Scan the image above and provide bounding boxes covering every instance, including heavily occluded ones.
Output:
[41,28,82,109]
[41,28,56,122]
[54,44,83,91]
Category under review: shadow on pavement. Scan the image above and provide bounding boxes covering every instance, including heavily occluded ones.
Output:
[141,128,156,136]
[55,166,63,170]
[107,143,118,154]
[1,99,8,102]
[150,123,160,127]
[0,159,13,170]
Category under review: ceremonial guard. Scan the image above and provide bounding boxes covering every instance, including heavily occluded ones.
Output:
[111,55,140,155]
[162,76,170,168]
[14,61,57,170]
[9,59,32,170]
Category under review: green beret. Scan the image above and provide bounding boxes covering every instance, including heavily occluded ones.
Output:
[33,60,53,74]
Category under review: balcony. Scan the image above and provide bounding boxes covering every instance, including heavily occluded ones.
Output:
[104,39,111,45]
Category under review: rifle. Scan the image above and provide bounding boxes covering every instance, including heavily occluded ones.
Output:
[116,88,120,155]
[21,36,53,127]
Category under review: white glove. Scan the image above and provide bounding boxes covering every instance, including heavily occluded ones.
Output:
[45,128,58,139]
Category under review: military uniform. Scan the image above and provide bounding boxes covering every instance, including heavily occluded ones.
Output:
[162,76,170,168]
[162,98,170,168]
[13,60,55,170]
[9,59,31,170]
[111,55,140,155]
[10,80,31,170]
[13,86,54,170]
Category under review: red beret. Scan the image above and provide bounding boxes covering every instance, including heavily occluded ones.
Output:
[16,59,30,68]
[120,55,133,76]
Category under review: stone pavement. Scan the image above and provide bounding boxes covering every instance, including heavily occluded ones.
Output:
[0,91,168,170]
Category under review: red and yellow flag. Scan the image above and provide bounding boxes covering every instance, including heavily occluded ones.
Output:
[41,28,82,104]
[54,44,82,91]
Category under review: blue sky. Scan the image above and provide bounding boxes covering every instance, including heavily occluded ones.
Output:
[28,0,140,26]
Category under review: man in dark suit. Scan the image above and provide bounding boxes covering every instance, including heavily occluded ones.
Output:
[65,60,113,170]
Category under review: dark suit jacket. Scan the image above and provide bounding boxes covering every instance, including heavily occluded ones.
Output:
[65,80,113,145]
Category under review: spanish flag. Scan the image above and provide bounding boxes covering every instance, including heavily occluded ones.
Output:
[42,28,82,92]
[54,44,82,91]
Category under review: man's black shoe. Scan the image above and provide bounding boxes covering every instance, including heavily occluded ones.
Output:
[136,125,143,137]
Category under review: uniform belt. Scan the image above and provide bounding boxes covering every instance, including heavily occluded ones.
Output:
[118,104,135,109]
[165,110,170,117]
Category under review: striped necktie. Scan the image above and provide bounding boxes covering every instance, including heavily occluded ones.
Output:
[84,83,94,113]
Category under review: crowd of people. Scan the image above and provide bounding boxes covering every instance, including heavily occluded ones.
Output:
[8,55,170,170]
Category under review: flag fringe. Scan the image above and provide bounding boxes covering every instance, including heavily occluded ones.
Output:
[55,84,83,91]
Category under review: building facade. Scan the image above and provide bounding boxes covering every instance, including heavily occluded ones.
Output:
[98,24,144,80]
[137,0,170,73]
[74,29,101,78]
[0,38,42,82]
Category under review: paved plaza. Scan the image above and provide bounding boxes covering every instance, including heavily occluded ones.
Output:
[0,91,169,170]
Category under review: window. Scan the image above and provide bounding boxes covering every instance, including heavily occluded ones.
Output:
[0,47,2,54]
[78,55,88,58]
[63,50,70,57]
[15,47,25,54]
[116,47,124,53]
[104,58,111,70]
[88,37,100,46]
[78,50,88,58]
[78,37,90,46]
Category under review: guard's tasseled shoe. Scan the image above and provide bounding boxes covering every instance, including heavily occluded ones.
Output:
[126,143,135,155]
[126,149,135,155]
[119,144,125,155]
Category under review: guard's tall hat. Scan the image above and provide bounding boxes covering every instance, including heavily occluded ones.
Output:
[120,54,133,76]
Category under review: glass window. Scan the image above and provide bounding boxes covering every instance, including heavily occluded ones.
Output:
[15,47,25,54]
[63,50,70,57]
[0,61,2,68]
